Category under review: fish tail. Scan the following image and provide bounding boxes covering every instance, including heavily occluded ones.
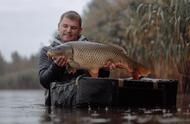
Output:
[135,64,151,77]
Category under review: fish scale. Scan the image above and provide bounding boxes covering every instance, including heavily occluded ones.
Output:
[47,41,151,78]
[72,43,121,68]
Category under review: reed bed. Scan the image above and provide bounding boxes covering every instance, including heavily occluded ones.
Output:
[84,0,190,93]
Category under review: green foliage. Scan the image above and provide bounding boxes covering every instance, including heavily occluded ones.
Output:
[0,69,40,89]
[83,0,190,79]
[0,52,40,89]
[0,51,6,75]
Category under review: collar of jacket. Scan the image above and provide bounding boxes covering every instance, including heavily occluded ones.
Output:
[49,31,88,46]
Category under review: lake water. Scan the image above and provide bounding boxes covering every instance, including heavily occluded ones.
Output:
[1,90,190,124]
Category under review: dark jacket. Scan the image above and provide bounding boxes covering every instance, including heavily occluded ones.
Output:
[38,34,110,106]
[38,35,110,89]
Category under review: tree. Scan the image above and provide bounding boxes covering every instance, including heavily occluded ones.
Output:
[11,51,22,63]
[0,51,6,75]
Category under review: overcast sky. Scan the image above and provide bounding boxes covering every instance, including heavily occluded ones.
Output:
[0,0,91,61]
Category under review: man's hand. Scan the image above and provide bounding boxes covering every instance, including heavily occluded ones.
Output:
[103,60,116,70]
[52,56,68,67]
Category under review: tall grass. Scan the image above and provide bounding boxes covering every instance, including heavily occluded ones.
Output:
[84,0,190,93]
[133,0,190,78]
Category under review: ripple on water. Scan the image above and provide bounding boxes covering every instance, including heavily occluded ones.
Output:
[1,91,190,124]
[90,118,111,123]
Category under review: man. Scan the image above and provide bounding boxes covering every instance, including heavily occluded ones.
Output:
[38,11,110,107]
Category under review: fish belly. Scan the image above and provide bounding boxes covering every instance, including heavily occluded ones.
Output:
[72,43,124,70]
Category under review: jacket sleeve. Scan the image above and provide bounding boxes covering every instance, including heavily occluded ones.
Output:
[38,46,66,89]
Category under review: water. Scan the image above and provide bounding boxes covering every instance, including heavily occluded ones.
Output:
[0,90,190,124]
[0,90,45,124]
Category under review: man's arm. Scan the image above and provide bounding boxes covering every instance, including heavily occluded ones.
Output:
[38,47,66,89]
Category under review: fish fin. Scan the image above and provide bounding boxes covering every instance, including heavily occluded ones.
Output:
[89,68,99,77]
[132,68,141,80]
[109,68,131,78]
[136,65,151,77]
[68,60,80,68]
[67,66,77,74]
[106,43,128,55]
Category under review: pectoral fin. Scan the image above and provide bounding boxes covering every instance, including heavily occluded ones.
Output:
[67,66,77,74]
[68,60,80,68]
[89,68,99,77]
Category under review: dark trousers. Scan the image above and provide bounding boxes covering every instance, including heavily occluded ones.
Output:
[45,81,77,107]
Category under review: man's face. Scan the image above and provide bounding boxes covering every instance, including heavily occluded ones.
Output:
[58,17,82,42]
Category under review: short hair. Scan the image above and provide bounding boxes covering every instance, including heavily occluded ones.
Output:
[59,11,82,27]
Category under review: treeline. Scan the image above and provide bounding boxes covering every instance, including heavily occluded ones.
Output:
[0,51,41,89]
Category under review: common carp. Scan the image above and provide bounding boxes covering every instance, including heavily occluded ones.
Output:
[47,41,151,79]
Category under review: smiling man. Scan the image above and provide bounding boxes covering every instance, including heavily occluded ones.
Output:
[38,11,110,107]
[58,11,83,42]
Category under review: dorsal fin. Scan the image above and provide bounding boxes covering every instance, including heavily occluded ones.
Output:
[86,40,128,55]
[107,43,128,55]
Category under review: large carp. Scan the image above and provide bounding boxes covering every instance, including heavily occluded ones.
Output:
[47,41,151,79]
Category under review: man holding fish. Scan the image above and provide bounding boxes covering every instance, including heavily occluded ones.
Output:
[38,10,150,107]
[38,11,111,106]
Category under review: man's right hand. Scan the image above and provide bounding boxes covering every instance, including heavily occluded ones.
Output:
[52,56,68,67]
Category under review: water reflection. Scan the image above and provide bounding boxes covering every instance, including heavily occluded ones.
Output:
[0,90,45,124]
[40,106,190,124]
[0,90,190,124]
